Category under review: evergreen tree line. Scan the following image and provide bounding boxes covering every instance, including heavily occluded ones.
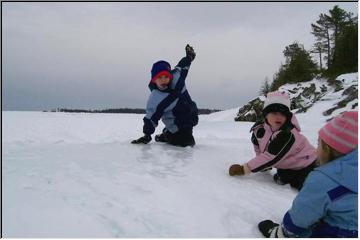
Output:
[260,5,358,95]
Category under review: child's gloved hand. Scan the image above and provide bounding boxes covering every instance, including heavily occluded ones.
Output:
[131,135,152,144]
[229,164,245,176]
[185,44,196,61]
[258,220,283,238]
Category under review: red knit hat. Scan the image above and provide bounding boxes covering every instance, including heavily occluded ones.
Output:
[319,111,358,154]
[151,71,173,83]
[150,61,173,83]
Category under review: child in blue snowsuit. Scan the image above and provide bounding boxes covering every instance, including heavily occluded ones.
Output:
[258,111,358,238]
[131,45,198,147]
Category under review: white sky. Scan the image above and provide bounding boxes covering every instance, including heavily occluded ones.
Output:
[2,2,358,110]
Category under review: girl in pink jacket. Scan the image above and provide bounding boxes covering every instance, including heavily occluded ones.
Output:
[229,91,317,190]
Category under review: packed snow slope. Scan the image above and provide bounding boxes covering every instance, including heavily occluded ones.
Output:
[2,74,357,237]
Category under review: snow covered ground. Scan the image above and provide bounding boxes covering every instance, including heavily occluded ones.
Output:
[2,87,357,237]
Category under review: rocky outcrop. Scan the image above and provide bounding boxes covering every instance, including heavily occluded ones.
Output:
[235,73,358,122]
[323,85,358,116]
[234,97,264,122]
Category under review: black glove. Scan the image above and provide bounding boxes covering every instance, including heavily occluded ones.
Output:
[258,220,282,238]
[185,44,196,61]
[131,135,152,144]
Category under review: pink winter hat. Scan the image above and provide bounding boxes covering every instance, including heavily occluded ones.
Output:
[319,111,358,154]
[263,91,291,109]
[262,91,291,117]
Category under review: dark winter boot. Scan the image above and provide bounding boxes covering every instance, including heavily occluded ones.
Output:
[165,127,196,147]
[155,133,168,143]
[258,220,283,238]
[273,173,286,185]
[181,135,195,147]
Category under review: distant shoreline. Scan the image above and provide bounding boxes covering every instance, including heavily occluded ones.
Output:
[42,108,222,115]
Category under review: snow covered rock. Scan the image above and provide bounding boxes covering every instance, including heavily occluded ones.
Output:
[234,96,265,122]
[235,73,358,122]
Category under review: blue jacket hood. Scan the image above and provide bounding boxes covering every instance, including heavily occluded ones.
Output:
[316,148,358,193]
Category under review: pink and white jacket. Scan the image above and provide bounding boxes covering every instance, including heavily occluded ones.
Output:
[246,114,317,172]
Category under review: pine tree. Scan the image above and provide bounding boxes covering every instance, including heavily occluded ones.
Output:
[311,5,357,74]
[271,43,317,90]
[270,64,288,91]
[310,41,327,71]
[259,77,271,95]
[311,13,332,69]
[330,20,358,74]
[327,6,351,51]
[327,7,358,75]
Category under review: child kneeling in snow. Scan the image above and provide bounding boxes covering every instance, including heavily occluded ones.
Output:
[258,111,358,238]
[228,91,317,190]
[131,44,198,147]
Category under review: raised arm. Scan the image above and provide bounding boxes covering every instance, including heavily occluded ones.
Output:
[177,44,196,66]
[171,44,196,91]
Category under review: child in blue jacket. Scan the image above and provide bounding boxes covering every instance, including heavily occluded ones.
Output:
[258,111,358,238]
[131,45,198,147]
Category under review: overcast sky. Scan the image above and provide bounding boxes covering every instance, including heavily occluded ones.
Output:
[2,2,358,111]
